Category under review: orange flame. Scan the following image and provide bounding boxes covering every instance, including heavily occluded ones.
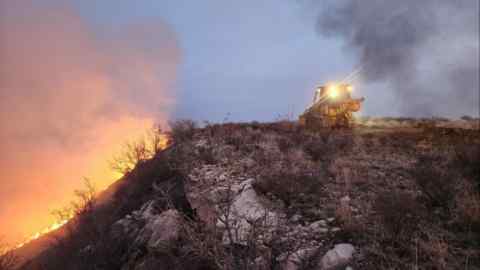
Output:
[11,131,169,251]
[15,213,74,249]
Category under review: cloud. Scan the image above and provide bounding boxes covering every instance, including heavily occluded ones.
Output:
[312,0,479,116]
[0,0,179,243]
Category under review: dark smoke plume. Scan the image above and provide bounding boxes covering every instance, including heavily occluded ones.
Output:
[315,0,479,116]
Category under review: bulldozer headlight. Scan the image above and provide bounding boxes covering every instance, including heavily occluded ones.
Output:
[328,85,339,98]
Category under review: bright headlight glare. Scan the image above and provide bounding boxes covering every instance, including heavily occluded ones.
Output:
[329,87,338,98]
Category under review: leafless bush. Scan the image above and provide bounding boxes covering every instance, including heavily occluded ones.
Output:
[302,132,354,163]
[454,186,480,233]
[303,136,328,162]
[50,178,97,245]
[276,136,294,153]
[167,142,197,175]
[270,120,299,134]
[110,125,168,175]
[453,143,480,191]
[148,124,169,154]
[197,145,217,165]
[41,178,133,270]
[174,180,299,270]
[169,119,196,143]
[335,199,365,237]
[414,156,457,208]
[0,240,18,270]
[224,129,246,150]
[374,191,423,241]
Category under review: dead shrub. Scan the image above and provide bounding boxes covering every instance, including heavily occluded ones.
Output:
[418,234,450,270]
[169,119,196,143]
[303,136,329,162]
[335,199,365,237]
[276,136,294,153]
[414,156,456,208]
[43,179,129,270]
[374,191,423,240]
[366,192,427,268]
[0,240,18,270]
[253,151,324,208]
[254,171,322,207]
[271,120,299,134]
[110,137,153,175]
[197,146,216,165]
[304,132,354,162]
[223,129,246,150]
[454,188,480,233]
[453,144,480,191]
[110,125,168,175]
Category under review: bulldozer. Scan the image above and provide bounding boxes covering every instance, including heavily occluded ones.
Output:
[299,83,364,130]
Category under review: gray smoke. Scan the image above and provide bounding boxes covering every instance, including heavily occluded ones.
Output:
[314,0,479,116]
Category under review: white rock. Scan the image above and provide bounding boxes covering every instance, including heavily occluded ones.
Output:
[139,201,159,220]
[330,227,341,233]
[309,220,329,234]
[320,244,355,270]
[282,248,316,270]
[133,209,182,249]
[311,220,328,227]
[147,209,182,249]
[290,214,302,223]
[340,196,351,204]
[221,182,277,244]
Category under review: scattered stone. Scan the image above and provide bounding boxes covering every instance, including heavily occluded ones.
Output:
[147,209,183,249]
[133,209,183,250]
[330,227,341,233]
[283,248,316,270]
[309,220,329,234]
[290,214,302,223]
[340,196,351,204]
[320,244,355,270]
[221,182,277,244]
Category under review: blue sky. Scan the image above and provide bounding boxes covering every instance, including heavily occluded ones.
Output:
[72,0,479,121]
[72,0,360,122]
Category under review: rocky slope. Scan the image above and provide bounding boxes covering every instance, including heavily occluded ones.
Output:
[16,118,480,270]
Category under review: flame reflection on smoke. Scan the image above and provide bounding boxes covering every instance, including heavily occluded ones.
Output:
[0,0,179,245]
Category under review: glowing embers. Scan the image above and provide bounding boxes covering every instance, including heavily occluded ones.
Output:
[15,213,74,249]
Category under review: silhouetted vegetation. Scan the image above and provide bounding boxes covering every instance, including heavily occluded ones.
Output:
[17,119,480,270]
[0,240,18,270]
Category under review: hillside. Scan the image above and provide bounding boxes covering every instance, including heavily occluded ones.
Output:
[12,118,480,270]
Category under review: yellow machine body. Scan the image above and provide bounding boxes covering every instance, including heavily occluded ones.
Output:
[299,83,364,129]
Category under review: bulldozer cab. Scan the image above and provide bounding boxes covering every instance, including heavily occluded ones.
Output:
[313,84,353,105]
[300,83,364,129]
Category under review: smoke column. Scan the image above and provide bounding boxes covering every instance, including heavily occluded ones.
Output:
[0,0,179,244]
[313,0,479,116]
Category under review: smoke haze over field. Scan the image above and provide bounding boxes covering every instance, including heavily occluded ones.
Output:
[314,0,479,116]
[0,0,179,244]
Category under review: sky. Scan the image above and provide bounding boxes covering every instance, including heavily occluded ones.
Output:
[74,0,360,122]
[74,0,479,120]
[0,0,478,245]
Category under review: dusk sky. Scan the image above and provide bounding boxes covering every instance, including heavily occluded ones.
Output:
[73,0,359,122]
[0,0,478,245]
[74,0,479,120]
